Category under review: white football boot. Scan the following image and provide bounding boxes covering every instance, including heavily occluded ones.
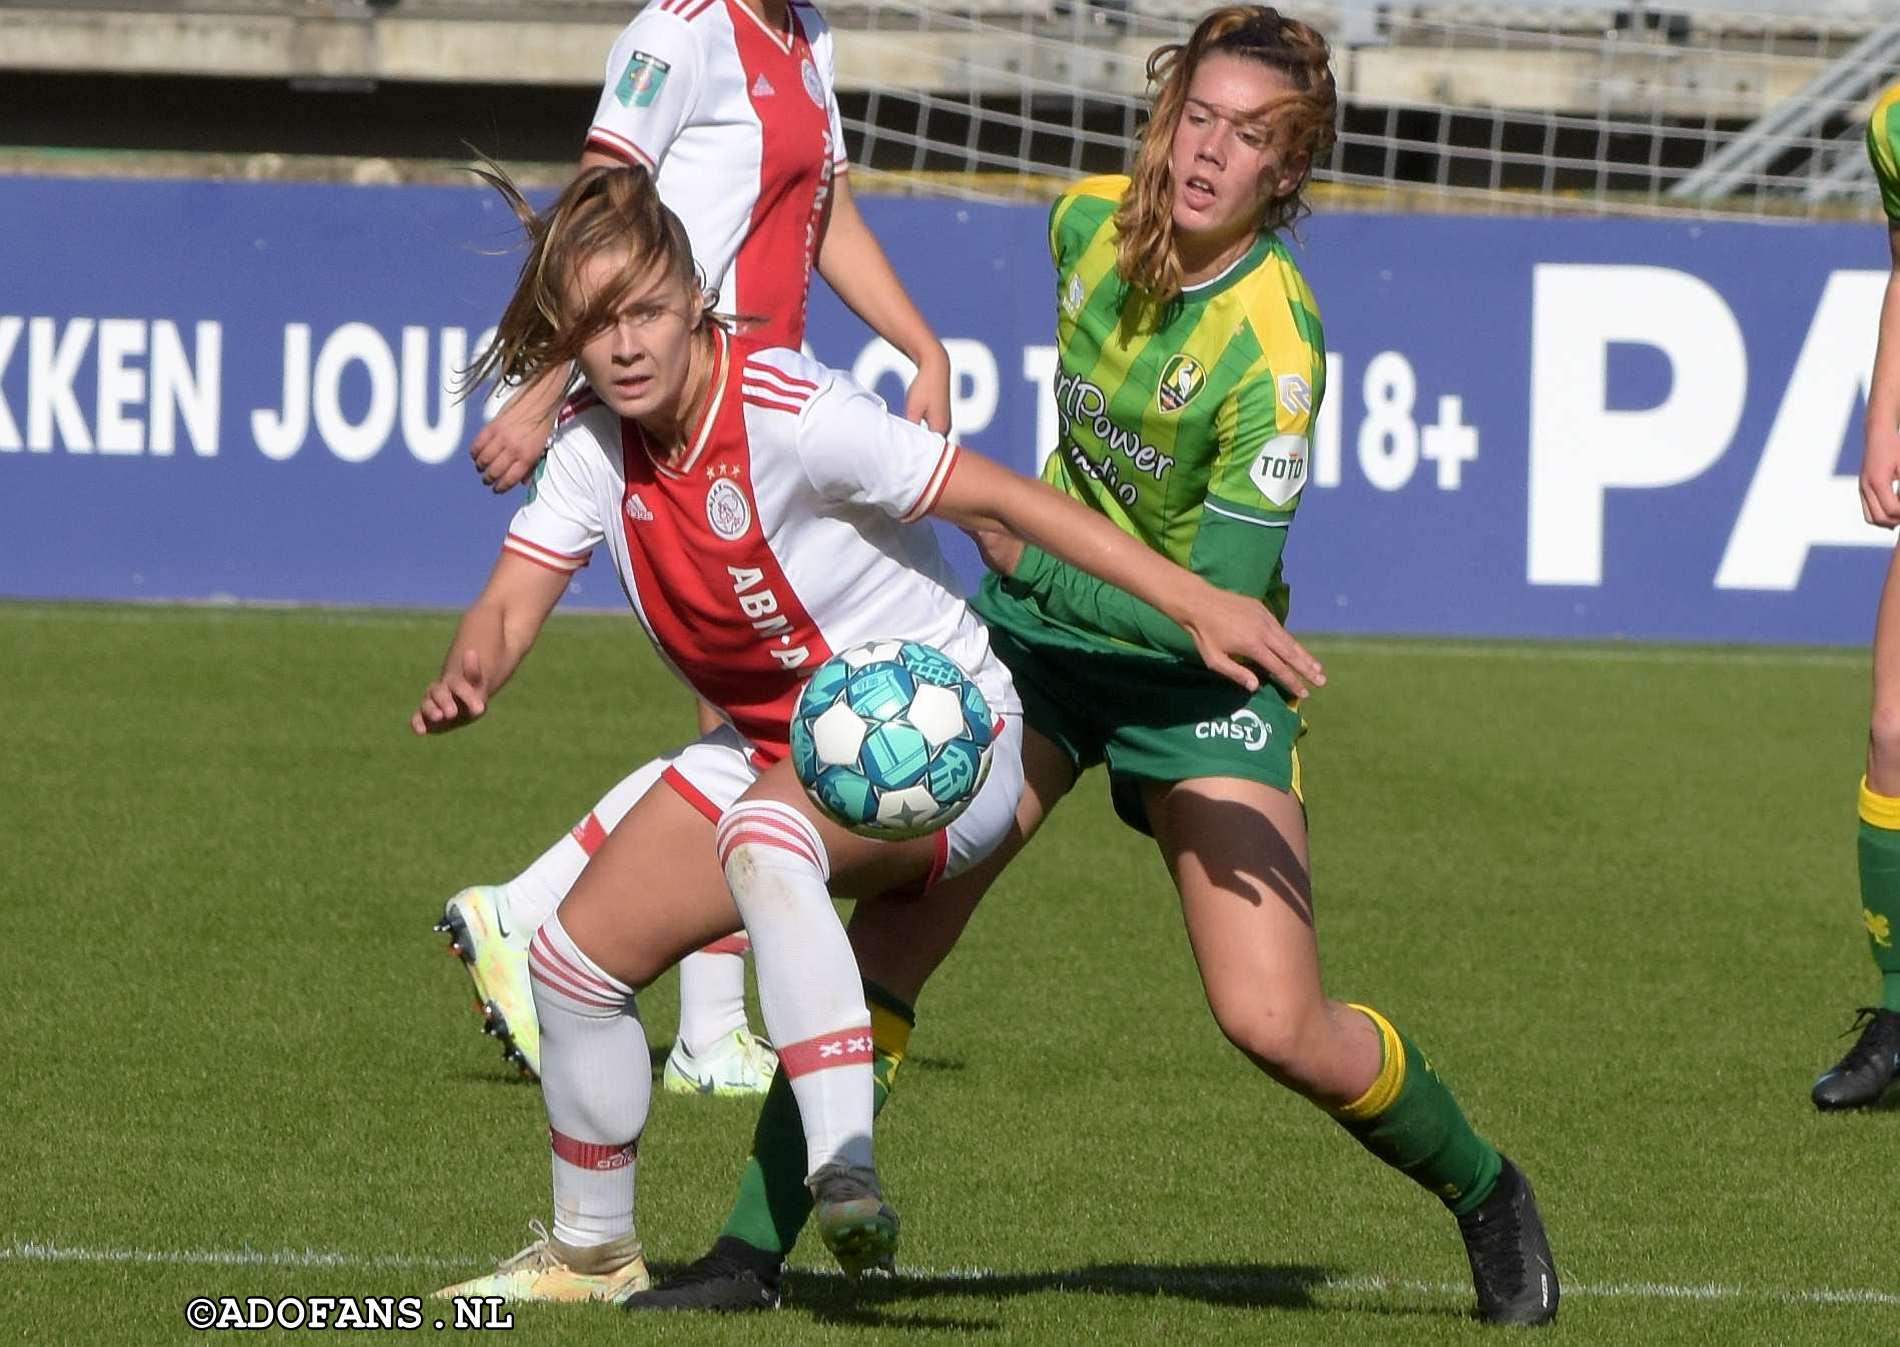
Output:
[436,886,540,1078]
[661,1028,778,1097]
[434,1223,648,1304]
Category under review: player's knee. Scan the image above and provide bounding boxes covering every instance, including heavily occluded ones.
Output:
[716,802,830,905]
[543,907,665,991]
[1871,701,1900,780]
[603,933,675,992]
[613,954,668,993]
[1209,996,1324,1085]
[528,920,643,1012]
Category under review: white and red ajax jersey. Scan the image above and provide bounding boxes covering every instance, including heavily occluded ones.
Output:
[586,0,846,349]
[503,331,1020,762]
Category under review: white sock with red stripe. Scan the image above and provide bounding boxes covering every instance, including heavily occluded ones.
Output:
[714,802,874,1179]
[502,762,664,938]
[676,937,751,1056]
[528,912,648,1248]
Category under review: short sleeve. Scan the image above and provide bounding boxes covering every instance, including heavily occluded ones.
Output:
[585,12,703,171]
[808,19,849,170]
[502,428,608,575]
[826,87,848,172]
[1047,196,1065,269]
[1049,177,1125,270]
[1205,358,1319,526]
[792,369,960,522]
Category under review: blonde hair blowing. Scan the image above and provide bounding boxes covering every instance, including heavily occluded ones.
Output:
[462,162,715,399]
[1114,6,1337,304]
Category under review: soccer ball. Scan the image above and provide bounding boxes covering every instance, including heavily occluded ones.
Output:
[790,640,995,840]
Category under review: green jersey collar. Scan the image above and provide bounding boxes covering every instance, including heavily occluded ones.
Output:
[1179,229,1277,303]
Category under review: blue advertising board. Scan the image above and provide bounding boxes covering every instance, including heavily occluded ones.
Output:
[0,175,1892,644]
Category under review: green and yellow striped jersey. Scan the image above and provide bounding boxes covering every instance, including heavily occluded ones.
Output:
[981,174,1325,661]
[1870,83,1900,224]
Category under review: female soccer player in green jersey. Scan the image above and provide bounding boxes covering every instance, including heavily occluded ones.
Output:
[1813,81,1900,1110]
[629,7,1558,1325]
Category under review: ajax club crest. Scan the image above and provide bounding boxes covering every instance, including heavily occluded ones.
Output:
[706,477,753,541]
[1157,353,1207,414]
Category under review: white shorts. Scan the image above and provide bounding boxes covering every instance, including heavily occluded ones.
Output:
[652,717,1026,892]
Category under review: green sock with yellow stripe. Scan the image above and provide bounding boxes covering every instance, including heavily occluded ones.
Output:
[716,980,915,1257]
[1331,1004,1502,1218]
[1857,779,1900,1012]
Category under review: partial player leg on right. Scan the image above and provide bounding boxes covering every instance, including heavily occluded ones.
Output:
[1814,540,1900,1109]
[1146,773,1556,1327]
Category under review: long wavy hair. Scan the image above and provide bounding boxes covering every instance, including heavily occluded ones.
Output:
[462,162,716,398]
[1114,7,1337,304]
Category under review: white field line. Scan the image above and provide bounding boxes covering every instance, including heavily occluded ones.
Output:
[6,1241,1898,1308]
[0,1241,469,1272]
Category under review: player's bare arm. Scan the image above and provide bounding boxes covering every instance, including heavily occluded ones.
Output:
[816,174,952,433]
[931,451,1325,697]
[411,552,570,735]
[1861,225,1900,527]
[471,370,574,493]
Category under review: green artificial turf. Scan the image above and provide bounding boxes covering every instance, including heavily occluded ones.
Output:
[2,602,1894,1344]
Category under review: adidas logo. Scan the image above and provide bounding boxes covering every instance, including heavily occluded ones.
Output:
[752,72,775,97]
[624,493,654,522]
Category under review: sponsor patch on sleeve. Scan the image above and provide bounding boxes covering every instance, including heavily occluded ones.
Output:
[1248,433,1309,508]
[615,52,672,108]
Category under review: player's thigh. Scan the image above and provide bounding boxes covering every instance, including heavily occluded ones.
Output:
[1153,777,1380,1105]
[1870,541,1900,789]
[848,724,1078,1003]
[1019,649,1317,1001]
[736,762,938,896]
[739,716,1032,900]
[558,769,738,990]
[1143,775,1326,1043]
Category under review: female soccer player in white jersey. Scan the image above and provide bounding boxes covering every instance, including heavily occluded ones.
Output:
[440,0,952,1093]
[634,8,1557,1326]
[419,163,1313,1303]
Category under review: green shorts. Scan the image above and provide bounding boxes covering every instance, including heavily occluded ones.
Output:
[984,621,1305,837]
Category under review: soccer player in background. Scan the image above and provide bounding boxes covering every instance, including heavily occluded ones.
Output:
[440,0,952,1094]
[630,7,1559,1326]
[417,163,1308,1302]
[1815,80,1900,1110]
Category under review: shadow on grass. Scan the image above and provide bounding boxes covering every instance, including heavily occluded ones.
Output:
[902,1054,966,1073]
[1817,1090,1900,1114]
[763,1261,1454,1330]
[450,1068,537,1087]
